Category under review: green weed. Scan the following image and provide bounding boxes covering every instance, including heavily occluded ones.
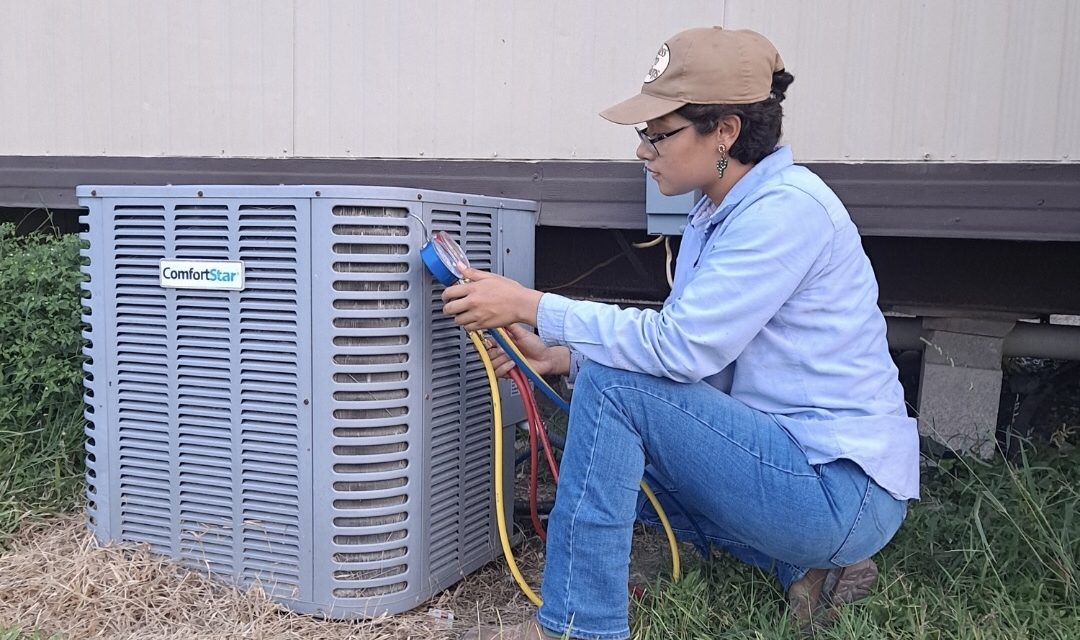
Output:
[0,223,86,546]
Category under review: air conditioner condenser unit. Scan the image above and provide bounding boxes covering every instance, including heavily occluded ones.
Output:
[77,185,537,618]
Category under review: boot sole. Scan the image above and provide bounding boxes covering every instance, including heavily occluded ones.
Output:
[827,558,879,606]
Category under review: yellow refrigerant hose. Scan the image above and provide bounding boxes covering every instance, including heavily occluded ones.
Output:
[466,331,681,608]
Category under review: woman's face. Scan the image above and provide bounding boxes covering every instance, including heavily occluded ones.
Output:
[636,113,720,197]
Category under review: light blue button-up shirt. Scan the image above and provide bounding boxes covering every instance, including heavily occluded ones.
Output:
[537,146,920,500]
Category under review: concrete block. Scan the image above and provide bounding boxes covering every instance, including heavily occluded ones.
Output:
[917,324,1011,459]
[921,329,1005,370]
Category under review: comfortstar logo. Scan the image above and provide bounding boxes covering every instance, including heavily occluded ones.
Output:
[159,260,245,291]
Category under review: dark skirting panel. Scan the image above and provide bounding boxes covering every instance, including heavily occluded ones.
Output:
[2,155,1078,240]
[2,155,1078,315]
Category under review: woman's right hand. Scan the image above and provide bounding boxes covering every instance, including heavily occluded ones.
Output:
[484,324,570,379]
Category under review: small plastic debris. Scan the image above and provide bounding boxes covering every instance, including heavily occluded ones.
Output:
[426,607,455,627]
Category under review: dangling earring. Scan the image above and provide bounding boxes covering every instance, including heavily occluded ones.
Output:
[716,144,729,179]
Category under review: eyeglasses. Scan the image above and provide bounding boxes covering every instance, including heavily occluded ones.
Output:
[635,125,690,156]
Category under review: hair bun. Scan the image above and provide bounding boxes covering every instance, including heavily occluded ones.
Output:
[770,70,795,102]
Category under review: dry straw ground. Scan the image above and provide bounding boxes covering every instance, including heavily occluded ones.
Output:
[0,514,546,640]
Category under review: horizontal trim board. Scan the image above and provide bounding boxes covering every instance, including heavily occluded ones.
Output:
[1,156,1077,240]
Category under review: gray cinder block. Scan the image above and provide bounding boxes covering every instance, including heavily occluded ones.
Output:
[917,320,1015,458]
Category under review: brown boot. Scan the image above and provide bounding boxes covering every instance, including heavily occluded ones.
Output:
[787,558,879,637]
[824,557,879,606]
[787,568,831,634]
[459,618,559,640]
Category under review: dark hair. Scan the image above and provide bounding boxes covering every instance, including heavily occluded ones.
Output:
[676,70,795,164]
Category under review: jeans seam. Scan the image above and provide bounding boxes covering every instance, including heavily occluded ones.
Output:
[556,388,612,620]
[600,384,818,479]
[829,477,874,566]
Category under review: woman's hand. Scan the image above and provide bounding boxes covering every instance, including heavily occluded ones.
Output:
[441,265,543,331]
[484,324,571,379]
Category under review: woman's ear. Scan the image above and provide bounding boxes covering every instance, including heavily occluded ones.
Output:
[717,114,742,149]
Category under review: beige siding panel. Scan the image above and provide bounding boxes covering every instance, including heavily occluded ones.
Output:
[998,0,1075,162]
[1,3,27,152]
[159,0,294,157]
[0,2,66,154]
[108,0,168,156]
[724,0,1079,161]
[292,0,726,159]
[0,0,293,157]
[1,0,1075,161]
[1056,1,1080,162]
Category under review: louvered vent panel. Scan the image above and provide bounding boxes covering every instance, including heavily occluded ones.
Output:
[235,205,305,596]
[459,212,497,555]
[326,205,415,600]
[111,205,172,551]
[426,208,497,577]
[172,205,236,574]
[426,209,466,577]
[103,200,306,595]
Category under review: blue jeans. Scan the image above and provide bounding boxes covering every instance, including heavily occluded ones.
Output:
[536,363,908,640]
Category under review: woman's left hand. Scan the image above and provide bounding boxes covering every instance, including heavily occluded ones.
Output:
[441,265,543,331]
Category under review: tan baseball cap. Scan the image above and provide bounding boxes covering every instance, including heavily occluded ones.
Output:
[600,26,785,125]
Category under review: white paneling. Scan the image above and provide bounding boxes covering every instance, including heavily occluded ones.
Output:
[0,0,1075,161]
[1,2,49,153]
[940,1,1007,160]
[292,0,726,159]
[998,0,1073,161]
[292,0,328,156]
[107,0,166,155]
[724,0,1080,162]
[548,0,730,160]
[1056,1,1080,162]
[0,0,292,157]
[75,0,113,155]
[225,0,294,156]
[393,0,438,157]
[164,0,293,157]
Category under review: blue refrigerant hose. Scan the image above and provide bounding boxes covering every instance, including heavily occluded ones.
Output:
[488,328,571,414]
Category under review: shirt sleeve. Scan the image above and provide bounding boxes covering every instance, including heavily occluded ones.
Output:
[535,186,834,383]
[565,348,587,388]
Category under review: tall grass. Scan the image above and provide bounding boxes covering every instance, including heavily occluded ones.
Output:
[630,443,1080,639]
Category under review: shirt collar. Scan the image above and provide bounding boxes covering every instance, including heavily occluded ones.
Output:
[689,145,794,230]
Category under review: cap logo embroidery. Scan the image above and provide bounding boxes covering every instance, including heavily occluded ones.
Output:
[643,43,670,83]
